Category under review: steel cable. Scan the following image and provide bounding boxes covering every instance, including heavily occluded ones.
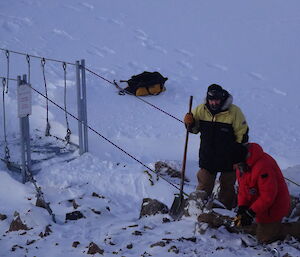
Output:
[41,58,51,136]
[1,49,299,189]
[5,50,9,93]
[28,84,186,195]
[0,47,76,66]
[63,62,71,143]
[84,67,183,123]
[1,78,10,161]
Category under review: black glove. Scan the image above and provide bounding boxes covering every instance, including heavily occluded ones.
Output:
[240,208,256,226]
[236,205,248,216]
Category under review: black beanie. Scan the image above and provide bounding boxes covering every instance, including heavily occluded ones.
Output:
[232,143,248,164]
[207,84,224,100]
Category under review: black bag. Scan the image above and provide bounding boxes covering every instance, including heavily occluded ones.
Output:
[121,71,168,96]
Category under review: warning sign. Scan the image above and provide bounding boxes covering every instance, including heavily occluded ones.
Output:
[17,83,32,118]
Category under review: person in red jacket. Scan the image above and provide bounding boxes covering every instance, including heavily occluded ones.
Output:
[232,142,290,243]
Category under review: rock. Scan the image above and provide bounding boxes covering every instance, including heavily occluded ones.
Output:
[282,254,292,257]
[11,245,23,251]
[150,241,166,247]
[126,243,133,249]
[92,192,105,199]
[168,245,179,254]
[197,212,225,228]
[26,239,35,245]
[0,213,7,220]
[72,241,80,248]
[72,200,79,209]
[155,161,189,182]
[65,211,85,221]
[91,209,101,215]
[8,215,29,232]
[87,242,104,255]
[132,230,143,236]
[162,217,170,223]
[140,198,169,218]
[39,225,52,238]
[36,198,49,209]
[183,190,209,217]
[178,237,196,243]
[44,225,52,236]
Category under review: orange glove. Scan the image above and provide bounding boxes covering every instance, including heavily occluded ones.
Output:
[184,113,194,126]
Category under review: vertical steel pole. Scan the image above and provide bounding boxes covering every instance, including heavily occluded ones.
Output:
[80,59,88,153]
[23,74,32,174]
[18,75,31,183]
[76,60,88,155]
[76,61,84,154]
[18,76,27,183]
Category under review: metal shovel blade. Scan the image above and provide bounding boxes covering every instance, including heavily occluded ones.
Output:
[169,193,186,220]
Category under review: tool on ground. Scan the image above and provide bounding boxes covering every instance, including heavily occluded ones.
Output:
[169,95,193,220]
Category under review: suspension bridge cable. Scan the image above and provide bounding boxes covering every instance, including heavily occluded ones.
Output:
[5,50,9,93]
[284,176,300,187]
[41,58,51,136]
[1,78,10,161]
[1,49,299,188]
[1,48,183,123]
[0,76,17,81]
[85,67,183,123]
[63,62,71,143]
[28,84,187,195]
[0,48,76,66]
[26,54,31,83]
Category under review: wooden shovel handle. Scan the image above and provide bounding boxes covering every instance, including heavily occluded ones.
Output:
[180,95,193,196]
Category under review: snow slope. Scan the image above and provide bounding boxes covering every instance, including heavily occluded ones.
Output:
[0,0,300,256]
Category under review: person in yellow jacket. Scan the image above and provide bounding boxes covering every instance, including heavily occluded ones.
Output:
[184,84,249,209]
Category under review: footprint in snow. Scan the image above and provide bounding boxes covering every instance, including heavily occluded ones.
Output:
[86,48,104,58]
[273,88,287,96]
[62,4,81,12]
[96,16,124,26]
[87,45,116,58]
[175,48,193,58]
[206,62,228,71]
[135,29,167,54]
[2,21,19,32]
[247,72,264,80]
[1,15,32,33]
[177,60,193,69]
[135,29,149,41]
[80,2,94,10]
[53,29,75,40]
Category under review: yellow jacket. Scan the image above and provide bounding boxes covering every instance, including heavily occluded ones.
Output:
[189,99,248,172]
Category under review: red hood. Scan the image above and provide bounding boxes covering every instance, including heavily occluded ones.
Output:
[246,143,264,167]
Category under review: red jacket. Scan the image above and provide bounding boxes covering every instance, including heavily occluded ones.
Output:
[236,143,290,223]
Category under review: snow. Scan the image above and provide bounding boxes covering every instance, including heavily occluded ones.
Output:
[0,0,300,256]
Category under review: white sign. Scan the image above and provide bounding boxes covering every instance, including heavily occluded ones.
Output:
[17,83,32,118]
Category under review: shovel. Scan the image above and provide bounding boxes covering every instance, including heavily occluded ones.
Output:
[169,95,193,220]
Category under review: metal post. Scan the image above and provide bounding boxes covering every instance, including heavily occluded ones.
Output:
[23,75,32,174]
[81,59,88,153]
[76,60,88,155]
[18,75,32,183]
[76,61,83,154]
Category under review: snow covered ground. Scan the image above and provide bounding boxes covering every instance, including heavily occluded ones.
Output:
[0,0,300,256]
